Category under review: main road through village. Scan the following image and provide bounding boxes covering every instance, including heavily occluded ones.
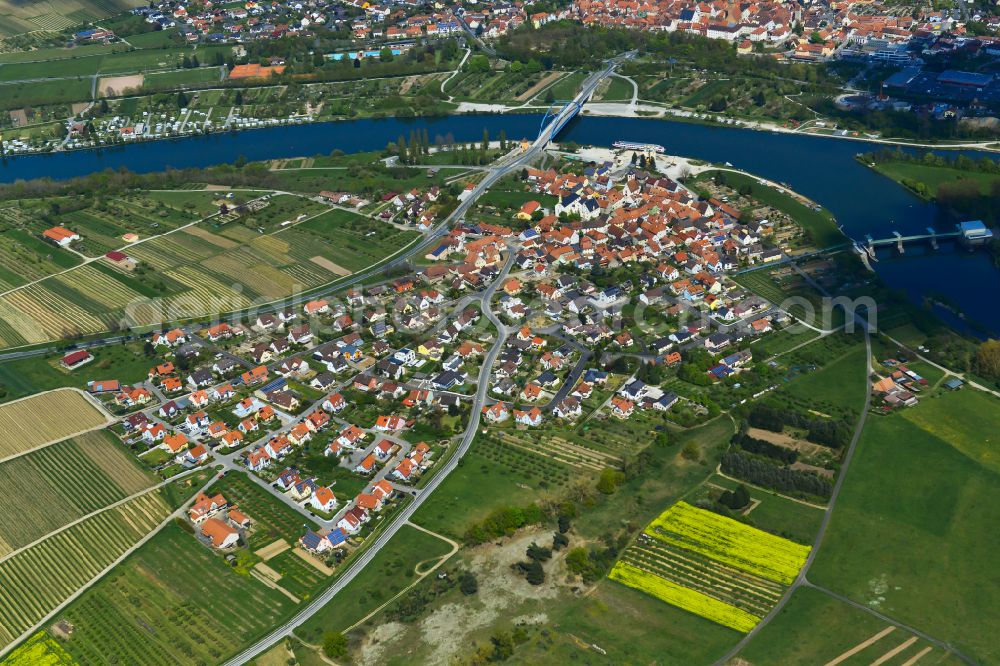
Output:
[221,55,630,665]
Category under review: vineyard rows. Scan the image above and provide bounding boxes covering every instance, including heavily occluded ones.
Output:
[645,502,810,585]
[608,501,810,633]
[0,390,108,461]
[0,432,155,556]
[0,490,172,648]
[496,432,618,472]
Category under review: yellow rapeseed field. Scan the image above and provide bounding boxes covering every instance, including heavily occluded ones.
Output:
[645,501,810,585]
[609,562,759,633]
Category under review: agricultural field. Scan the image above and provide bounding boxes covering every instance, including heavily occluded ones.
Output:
[487,430,618,474]
[776,336,868,420]
[610,501,809,632]
[444,69,559,103]
[0,430,154,556]
[28,522,300,665]
[739,586,953,666]
[0,389,109,461]
[0,0,146,37]
[411,440,569,539]
[0,194,418,348]
[0,631,76,666]
[0,488,176,649]
[809,390,1000,663]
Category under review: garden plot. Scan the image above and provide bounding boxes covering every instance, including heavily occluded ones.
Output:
[496,431,618,472]
[610,501,809,633]
[0,389,109,461]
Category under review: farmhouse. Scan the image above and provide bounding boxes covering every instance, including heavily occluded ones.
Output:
[61,350,93,370]
[42,226,80,247]
[200,517,239,549]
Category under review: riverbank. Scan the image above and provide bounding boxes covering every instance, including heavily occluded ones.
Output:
[5,99,1000,167]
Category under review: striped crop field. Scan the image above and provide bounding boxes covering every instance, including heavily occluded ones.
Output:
[0,285,108,341]
[0,431,155,557]
[0,390,109,461]
[0,199,415,349]
[0,631,76,666]
[51,265,146,311]
[0,489,172,649]
[609,501,810,632]
[645,501,810,585]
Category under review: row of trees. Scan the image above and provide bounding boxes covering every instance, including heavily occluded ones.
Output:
[732,431,797,465]
[748,403,850,448]
[721,451,833,499]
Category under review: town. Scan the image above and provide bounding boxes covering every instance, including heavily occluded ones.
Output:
[0,0,998,664]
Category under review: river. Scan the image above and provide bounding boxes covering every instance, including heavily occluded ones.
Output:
[1,113,996,334]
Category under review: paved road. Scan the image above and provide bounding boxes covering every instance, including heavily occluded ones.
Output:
[713,313,874,665]
[222,58,632,662]
[221,249,515,666]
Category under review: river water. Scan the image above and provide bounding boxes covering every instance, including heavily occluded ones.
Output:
[1,114,996,333]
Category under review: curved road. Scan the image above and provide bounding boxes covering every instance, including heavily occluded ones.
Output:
[221,250,514,666]
[224,57,632,663]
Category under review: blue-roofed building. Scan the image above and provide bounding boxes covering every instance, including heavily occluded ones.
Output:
[958,220,994,246]
[708,364,733,379]
[425,243,450,260]
[938,70,993,87]
[300,530,327,553]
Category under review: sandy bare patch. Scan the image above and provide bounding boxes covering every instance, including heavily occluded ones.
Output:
[253,562,283,582]
[413,528,564,665]
[254,538,290,561]
[517,71,564,102]
[398,75,419,95]
[184,225,238,249]
[791,461,835,478]
[99,74,144,98]
[358,621,409,666]
[311,255,351,276]
[824,626,895,666]
[255,642,296,666]
[8,109,27,126]
[203,184,230,191]
[293,546,335,575]
[70,102,90,115]
[747,427,828,456]
[251,569,300,603]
